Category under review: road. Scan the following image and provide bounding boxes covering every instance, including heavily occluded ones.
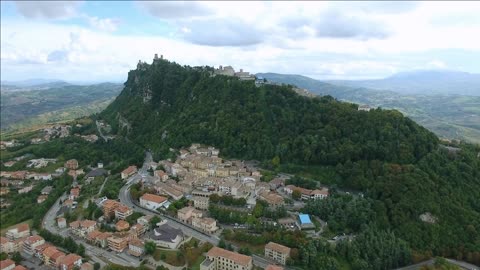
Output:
[395,258,479,270]
[95,120,110,142]
[119,151,286,269]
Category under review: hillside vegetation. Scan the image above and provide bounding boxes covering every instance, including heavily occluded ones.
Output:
[101,59,480,267]
[258,73,480,144]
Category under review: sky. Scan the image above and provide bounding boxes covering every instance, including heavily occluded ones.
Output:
[1,1,480,82]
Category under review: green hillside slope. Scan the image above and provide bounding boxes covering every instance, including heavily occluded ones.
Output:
[101,59,480,266]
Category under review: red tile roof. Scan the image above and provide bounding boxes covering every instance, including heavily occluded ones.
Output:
[207,247,252,266]
[265,242,291,255]
[0,259,15,269]
[140,193,167,204]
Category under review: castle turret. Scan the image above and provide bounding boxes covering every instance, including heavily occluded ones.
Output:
[154,53,159,60]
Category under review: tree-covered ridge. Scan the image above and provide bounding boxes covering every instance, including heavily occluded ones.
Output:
[101,59,480,265]
[103,59,438,165]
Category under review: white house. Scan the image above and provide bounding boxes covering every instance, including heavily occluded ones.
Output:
[139,193,167,210]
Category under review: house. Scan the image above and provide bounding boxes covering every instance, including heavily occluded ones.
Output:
[87,231,111,248]
[69,187,80,200]
[103,199,120,218]
[310,188,329,200]
[0,259,15,270]
[30,173,52,181]
[13,265,27,270]
[80,262,94,270]
[41,186,53,195]
[64,159,79,170]
[114,204,133,220]
[147,223,183,249]
[57,217,67,229]
[200,247,253,270]
[137,215,154,228]
[121,165,137,179]
[177,207,203,224]
[264,242,291,265]
[265,265,284,270]
[63,199,74,208]
[129,223,146,237]
[128,239,145,257]
[23,235,45,255]
[70,220,97,238]
[192,217,218,234]
[0,188,9,196]
[107,235,128,252]
[85,168,108,180]
[358,105,371,111]
[37,195,48,203]
[33,242,53,259]
[1,237,13,254]
[116,220,130,232]
[18,186,33,194]
[6,224,30,240]
[278,217,297,230]
[154,170,169,181]
[284,185,329,200]
[9,171,27,180]
[258,191,284,207]
[193,196,209,210]
[58,253,82,270]
[139,193,167,210]
[155,182,183,200]
[42,246,65,268]
[3,161,16,168]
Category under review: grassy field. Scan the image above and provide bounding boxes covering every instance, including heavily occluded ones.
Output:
[153,249,185,266]
[191,255,206,270]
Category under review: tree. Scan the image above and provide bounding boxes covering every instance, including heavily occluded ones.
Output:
[12,252,22,263]
[77,244,86,257]
[218,238,226,249]
[271,156,281,167]
[94,262,101,270]
[150,216,161,228]
[145,241,156,255]
[0,253,7,260]
[292,189,301,200]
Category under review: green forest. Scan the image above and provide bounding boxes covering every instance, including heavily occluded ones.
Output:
[99,59,480,268]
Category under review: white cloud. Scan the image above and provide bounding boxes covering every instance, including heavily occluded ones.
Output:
[2,2,480,81]
[14,1,81,19]
[86,16,120,32]
[427,60,447,69]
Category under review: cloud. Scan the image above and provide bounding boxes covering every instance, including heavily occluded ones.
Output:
[47,50,68,62]
[180,19,264,46]
[86,16,120,32]
[14,1,81,19]
[342,2,419,14]
[427,60,447,69]
[315,9,390,40]
[138,1,212,19]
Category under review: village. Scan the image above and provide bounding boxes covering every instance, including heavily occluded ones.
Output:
[1,139,332,270]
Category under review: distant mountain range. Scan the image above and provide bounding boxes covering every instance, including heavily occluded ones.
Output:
[326,70,480,96]
[1,82,122,132]
[257,71,480,144]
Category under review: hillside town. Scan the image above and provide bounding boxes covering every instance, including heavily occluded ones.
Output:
[1,141,331,270]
